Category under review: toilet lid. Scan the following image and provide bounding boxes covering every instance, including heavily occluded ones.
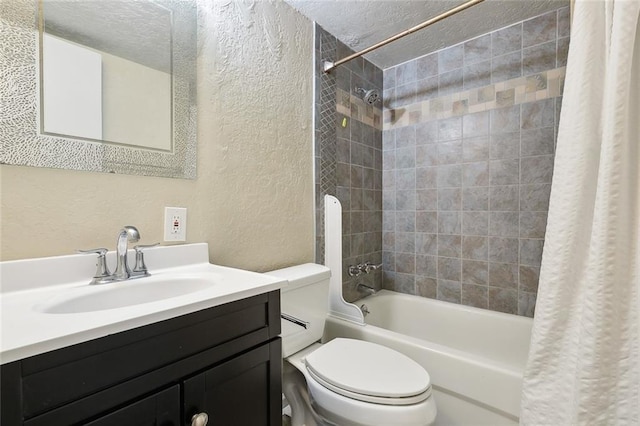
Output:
[304,338,431,404]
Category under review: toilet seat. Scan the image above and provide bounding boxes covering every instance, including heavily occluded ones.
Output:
[304,338,432,406]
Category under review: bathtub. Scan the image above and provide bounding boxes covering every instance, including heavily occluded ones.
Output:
[322,290,533,426]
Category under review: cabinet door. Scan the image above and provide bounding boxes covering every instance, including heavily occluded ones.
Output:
[83,385,180,426]
[183,339,281,426]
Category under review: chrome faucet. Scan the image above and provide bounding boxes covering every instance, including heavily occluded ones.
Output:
[113,226,140,280]
[357,283,377,296]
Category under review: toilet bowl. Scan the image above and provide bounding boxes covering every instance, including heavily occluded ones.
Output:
[269,263,436,426]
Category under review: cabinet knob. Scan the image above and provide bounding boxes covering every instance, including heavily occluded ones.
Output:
[191,412,209,426]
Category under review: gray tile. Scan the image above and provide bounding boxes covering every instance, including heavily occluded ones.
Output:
[492,23,522,57]
[462,187,489,211]
[351,188,363,210]
[396,189,416,211]
[557,7,570,38]
[416,233,438,255]
[396,232,415,253]
[491,105,521,134]
[395,81,417,106]
[492,51,522,83]
[351,211,364,234]
[520,211,548,238]
[463,111,490,138]
[464,34,492,65]
[337,138,350,163]
[462,236,488,260]
[416,254,437,277]
[383,189,395,210]
[520,238,544,266]
[396,169,416,190]
[351,165,364,188]
[490,132,520,159]
[438,117,463,141]
[520,265,540,292]
[396,147,416,169]
[463,161,490,187]
[416,211,437,233]
[438,257,462,281]
[557,37,570,67]
[462,283,488,308]
[396,60,417,86]
[417,189,438,211]
[416,167,437,188]
[490,159,520,185]
[394,273,416,294]
[383,151,396,171]
[523,41,556,75]
[438,235,462,257]
[464,59,491,90]
[383,210,395,231]
[438,211,462,235]
[438,280,462,303]
[396,126,417,148]
[383,67,397,89]
[522,99,555,129]
[416,276,437,298]
[463,136,490,162]
[351,234,365,256]
[439,68,464,96]
[437,164,462,188]
[383,251,396,270]
[416,121,438,144]
[383,231,395,251]
[489,262,518,288]
[520,183,551,211]
[518,292,537,317]
[489,237,519,263]
[417,53,439,79]
[439,44,464,73]
[490,185,519,211]
[416,76,439,102]
[438,188,462,211]
[462,259,489,286]
[396,252,416,274]
[489,287,518,314]
[490,211,519,237]
[521,155,554,184]
[463,211,489,235]
[438,140,463,165]
[521,127,555,156]
[396,211,416,232]
[523,10,557,48]
[416,144,438,167]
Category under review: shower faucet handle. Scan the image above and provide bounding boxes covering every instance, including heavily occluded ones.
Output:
[362,261,383,274]
[348,264,362,277]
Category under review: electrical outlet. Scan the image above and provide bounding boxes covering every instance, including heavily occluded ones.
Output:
[164,207,187,242]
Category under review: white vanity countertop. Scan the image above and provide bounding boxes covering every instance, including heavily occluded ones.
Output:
[0,243,287,365]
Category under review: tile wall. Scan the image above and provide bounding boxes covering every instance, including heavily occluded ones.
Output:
[381,7,570,316]
[314,25,384,301]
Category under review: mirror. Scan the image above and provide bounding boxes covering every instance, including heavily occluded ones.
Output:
[0,0,197,179]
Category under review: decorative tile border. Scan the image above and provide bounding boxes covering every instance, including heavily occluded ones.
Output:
[336,88,383,130]
[383,67,566,130]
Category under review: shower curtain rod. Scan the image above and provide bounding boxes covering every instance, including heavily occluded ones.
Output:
[323,0,485,73]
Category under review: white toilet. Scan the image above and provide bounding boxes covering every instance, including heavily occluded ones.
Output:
[269,263,437,426]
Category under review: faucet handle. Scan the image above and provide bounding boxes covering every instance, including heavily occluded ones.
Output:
[77,248,113,284]
[132,243,159,275]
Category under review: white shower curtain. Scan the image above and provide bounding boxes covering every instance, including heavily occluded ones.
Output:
[521,0,639,425]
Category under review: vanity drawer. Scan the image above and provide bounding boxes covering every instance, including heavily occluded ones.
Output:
[4,290,280,422]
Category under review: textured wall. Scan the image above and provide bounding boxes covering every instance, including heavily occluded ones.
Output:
[0,1,315,272]
[381,7,570,316]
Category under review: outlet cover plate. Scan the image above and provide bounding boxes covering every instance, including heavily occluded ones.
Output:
[164,207,187,241]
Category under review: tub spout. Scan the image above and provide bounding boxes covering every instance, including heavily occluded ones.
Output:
[357,283,377,296]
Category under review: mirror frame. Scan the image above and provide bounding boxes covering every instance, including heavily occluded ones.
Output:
[0,0,197,179]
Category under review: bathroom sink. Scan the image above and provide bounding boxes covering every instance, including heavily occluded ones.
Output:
[36,275,215,314]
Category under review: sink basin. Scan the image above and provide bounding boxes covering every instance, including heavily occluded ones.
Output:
[36,275,214,314]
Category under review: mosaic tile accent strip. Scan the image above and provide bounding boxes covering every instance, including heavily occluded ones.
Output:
[383,67,566,130]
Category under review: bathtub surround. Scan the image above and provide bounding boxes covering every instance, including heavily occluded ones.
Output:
[0,1,314,271]
[522,0,640,423]
[314,24,384,301]
[382,7,570,316]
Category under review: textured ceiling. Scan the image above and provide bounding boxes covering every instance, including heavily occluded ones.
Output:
[285,0,568,69]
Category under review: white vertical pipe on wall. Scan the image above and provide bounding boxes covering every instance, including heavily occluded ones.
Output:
[324,195,365,324]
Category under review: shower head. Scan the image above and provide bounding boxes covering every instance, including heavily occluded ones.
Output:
[355,87,380,106]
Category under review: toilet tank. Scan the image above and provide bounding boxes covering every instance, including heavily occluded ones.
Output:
[267,263,331,357]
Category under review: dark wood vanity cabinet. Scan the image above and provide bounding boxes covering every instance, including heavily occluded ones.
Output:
[1,291,282,426]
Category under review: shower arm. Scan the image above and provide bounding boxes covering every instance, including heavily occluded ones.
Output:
[323,0,485,73]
